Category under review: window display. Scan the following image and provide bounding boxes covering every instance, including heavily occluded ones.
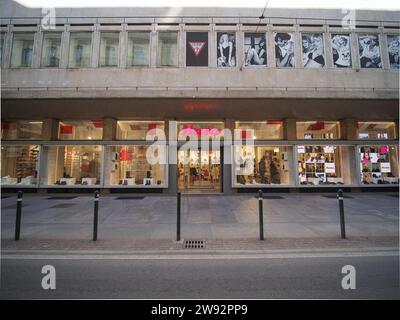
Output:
[177,122,224,140]
[99,32,119,67]
[11,33,34,68]
[235,121,283,140]
[105,145,167,187]
[1,145,39,186]
[356,121,396,140]
[359,145,399,185]
[59,120,103,140]
[1,120,43,140]
[297,145,352,185]
[42,145,102,186]
[116,121,165,140]
[127,32,150,67]
[68,32,92,68]
[233,146,293,186]
[41,32,62,67]
[296,121,340,139]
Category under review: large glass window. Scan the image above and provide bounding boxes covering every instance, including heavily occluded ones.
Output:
[105,145,167,187]
[11,33,34,68]
[296,121,340,139]
[117,121,165,140]
[359,145,399,185]
[233,145,293,186]
[68,32,92,68]
[1,145,40,185]
[58,120,103,140]
[235,121,283,140]
[42,145,102,186]
[387,34,400,69]
[99,32,119,67]
[157,32,178,67]
[41,32,62,67]
[358,34,382,68]
[331,34,352,68]
[356,121,396,140]
[297,145,352,185]
[127,32,150,67]
[1,120,43,140]
[177,122,224,141]
[301,33,325,68]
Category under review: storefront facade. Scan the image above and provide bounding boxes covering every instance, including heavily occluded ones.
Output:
[1,2,399,193]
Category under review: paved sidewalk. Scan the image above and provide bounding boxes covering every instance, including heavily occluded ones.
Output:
[1,192,399,251]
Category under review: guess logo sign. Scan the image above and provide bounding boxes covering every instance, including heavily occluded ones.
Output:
[189,41,206,56]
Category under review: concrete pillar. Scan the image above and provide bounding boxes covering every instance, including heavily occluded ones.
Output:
[103,118,116,140]
[223,118,235,194]
[60,25,70,68]
[284,118,297,140]
[294,25,302,68]
[379,28,389,70]
[236,26,244,69]
[165,120,177,194]
[350,32,360,69]
[267,25,275,68]
[41,118,59,140]
[119,24,127,68]
[32,28,43,68]
[91,24,100,68]
[341,118,357,140]
[150,24,157,67]
[3,25,13,68]
[209,25,217,68]
[324,29,334,68]
[178,24,185,68]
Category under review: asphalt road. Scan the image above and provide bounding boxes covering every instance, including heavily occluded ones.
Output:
[0,252,399,299]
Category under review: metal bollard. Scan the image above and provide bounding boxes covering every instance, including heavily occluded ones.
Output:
[258,189,264,240]
[93,190,99,241]
[15,191,23,241]
[177,192,181,241]
[338,189,346,239]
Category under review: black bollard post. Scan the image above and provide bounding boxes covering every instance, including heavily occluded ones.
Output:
[93,190,99,241]
[15,191,23,241]
[338,189,346,239]
[258,189,264,240]
[177,192,181,241]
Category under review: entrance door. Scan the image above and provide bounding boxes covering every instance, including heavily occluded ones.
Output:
[178,149,221,191]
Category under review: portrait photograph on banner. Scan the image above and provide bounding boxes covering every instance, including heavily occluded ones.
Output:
[217,32,236,67]
[302,33,325,68]
[358,34,382,68]
[331,34,352,68]
[244,33,267,67]
[186,32,208,67]
[387,34,400,69]
[274,32,295,67]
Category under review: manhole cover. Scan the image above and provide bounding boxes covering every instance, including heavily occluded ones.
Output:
[254,195,284,199]
[322,195,353,199]
[115,196,145,200]
[47,196,77,200]
[50,203,76,208]
[183,240,206,249]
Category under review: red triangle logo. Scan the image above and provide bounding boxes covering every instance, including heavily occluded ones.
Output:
[189,41,206,56]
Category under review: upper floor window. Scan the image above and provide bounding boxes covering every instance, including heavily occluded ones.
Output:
[117,121,165,140]
[41,32,62,67]
[356,121,396,140]
[1,120,43,140]
[59,120,103,140]
[217,32,236,67]
[331,34,352,68]
[235,121,284,140]
[158,32,178,67]
[302,33,325,68]
[69,32,92,68]
[296,121,340,139]
[387,34,400,69]
[358,34,382,68]
[244,33,266,67]
[127,32,150,67]
[99,32,119,67]
[274,32,295,68]
[11,33,34,68]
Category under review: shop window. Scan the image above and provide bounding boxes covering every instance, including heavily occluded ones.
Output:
[177,122,224,141]
[41,32,62,67]
[356,121,396,140]
[10,33,34,68]
[233,145,293,186]
[1,120,43,140]
[235,121,283,140]
[58,120,103,140]
[68,32,92,68]
[296,121,340,139]
[297,145,352,185]
[127,32,150,67]
[1,145,39,186]
[42,145,102,186]
[105,145,167,187]
[117,121,165,140]
[99,32,119,67]
[157,32,178,67]
[359,145,399,185]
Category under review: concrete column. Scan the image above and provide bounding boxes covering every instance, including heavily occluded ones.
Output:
[32,28,43,68]
[178,24,185,68]
[284,118,297,140]
[119,24,127,68]
[41,118,59,140]
[103,118,116,140]
[340,118,357,140]
[324,30,333,68]
[3,25,13,68]
[60,25,70,68]
[236,26,244,69]
[379,29,389,70]
[165,120,177,194]
[267,25,275,68]
[91,24,100,68]
[150,24,157,67]
[209,24,217,68]
[350,32,360,69]
[294,25,302,68]
[223,118,235,194]
[395,119,399,139]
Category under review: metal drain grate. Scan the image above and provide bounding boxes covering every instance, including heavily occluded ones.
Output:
[50,203,76,208]
[115,196,145,200]
[47,196,77,200]
[183,240,206,249]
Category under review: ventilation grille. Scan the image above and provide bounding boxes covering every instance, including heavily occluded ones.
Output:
[184,240,205,249]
